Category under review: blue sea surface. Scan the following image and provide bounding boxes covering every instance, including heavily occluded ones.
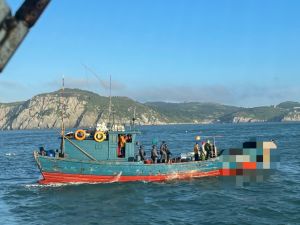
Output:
[0,123,299,225]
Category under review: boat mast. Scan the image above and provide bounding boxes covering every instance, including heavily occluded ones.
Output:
[108,74,112,130]
[60,75,65,154]
[132,106,136,129]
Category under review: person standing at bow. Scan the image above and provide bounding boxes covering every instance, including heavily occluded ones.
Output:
[194,143,200,161]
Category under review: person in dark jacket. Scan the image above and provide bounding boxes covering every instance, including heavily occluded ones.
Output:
[194,143,200,161]
[39,146,46,156]
[204,140,212,159]
[139,145,146,161]
[165,144,172,163]
[159,141,167,163]
[151,145,158,163]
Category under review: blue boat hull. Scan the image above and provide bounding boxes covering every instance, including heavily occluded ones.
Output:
[34,153,221,184]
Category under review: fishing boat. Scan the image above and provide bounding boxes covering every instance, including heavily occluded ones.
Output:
[33,124,278,184]
[33,78,278,184]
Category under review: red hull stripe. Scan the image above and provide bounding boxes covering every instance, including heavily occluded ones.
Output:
[39,170,221,184]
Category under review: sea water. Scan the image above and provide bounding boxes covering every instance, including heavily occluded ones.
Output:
[0,123,299,225]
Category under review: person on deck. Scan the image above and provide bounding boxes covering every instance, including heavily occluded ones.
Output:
[165,144,172,163]
[204,140,212,159]
[194,143,200,161]
[139,145,146,161]
[159,141,167,163]
[119,135,126,157]
[151,145,158,163]
[200,142,207,160]
[39,147,46,156]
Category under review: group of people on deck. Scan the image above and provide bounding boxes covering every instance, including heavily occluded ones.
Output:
[138,139,217,163]
[194,140,217,161]
[138,141,172,163]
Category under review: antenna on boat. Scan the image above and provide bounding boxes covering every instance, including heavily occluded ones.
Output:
[132,106,136,129]
[82,64,113,131]
[60,75,65,154]
[108,74,112,130]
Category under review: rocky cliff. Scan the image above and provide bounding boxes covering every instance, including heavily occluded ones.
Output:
[232,117,265,123]
[0,89,299,130]
[282,112,300,122]
[0,89,168,130]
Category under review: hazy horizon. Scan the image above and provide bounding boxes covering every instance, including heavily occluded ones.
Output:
[0,86,298,108]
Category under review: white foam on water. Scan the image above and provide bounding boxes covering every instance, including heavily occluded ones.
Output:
[24,182,96,188]
[141,180,150,184]
[24,183,68,188]
[5,152,16,156]
[24,178,125,188]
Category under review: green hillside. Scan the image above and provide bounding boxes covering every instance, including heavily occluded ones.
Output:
[277,101,300,109]
[220,106,287,122]
[145,102,240,123]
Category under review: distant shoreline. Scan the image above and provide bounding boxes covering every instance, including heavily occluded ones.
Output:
[1,88,299,130]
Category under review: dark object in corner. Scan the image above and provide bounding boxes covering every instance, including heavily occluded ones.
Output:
[243,142,257,149]
[128,157,135,162]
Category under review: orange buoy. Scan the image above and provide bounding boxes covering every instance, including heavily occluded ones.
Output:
[74,129,86,141]
[94,131,106,142]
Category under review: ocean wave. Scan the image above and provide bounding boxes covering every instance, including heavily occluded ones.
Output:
[4,152,16,156]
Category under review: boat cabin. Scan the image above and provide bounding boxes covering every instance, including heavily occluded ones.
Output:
[63,130,139,162]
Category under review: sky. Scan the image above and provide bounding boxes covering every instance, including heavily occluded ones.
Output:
[0,0,299,107]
